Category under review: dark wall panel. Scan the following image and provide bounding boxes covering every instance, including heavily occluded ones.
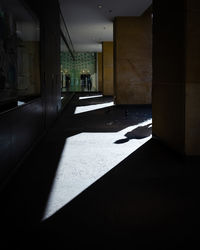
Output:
[0,99,44,183]
[0,0,61,184]
[0,113,12,179]
[152,0,186,153]
[11,99,44,164]
[40,0,61,129]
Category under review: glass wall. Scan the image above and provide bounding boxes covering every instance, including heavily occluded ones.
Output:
[0,0,40,112]
[61,51,97,92]
[60,35,72,93]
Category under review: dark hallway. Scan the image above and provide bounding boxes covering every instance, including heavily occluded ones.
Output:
[1,0,200,248]
[0,94,200,248]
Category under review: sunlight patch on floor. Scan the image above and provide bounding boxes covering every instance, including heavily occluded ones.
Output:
[17,101,25,106]
[43,119,152,220]
[79,95,103,100]
[74,101,114,114]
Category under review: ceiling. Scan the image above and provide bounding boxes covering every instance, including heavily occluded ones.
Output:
[59,0,152,52]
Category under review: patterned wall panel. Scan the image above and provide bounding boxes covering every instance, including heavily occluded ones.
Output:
[61,52,97,92]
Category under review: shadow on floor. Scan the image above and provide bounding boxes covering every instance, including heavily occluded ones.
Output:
[34,139,200,248]
[115,123,152,144]
[0,94,199,248]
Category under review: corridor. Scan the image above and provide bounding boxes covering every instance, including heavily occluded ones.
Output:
[0,94,200,248]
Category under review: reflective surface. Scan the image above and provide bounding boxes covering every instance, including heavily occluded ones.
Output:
[0,0,40,113]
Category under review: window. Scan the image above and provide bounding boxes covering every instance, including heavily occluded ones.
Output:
[0,0,40,113]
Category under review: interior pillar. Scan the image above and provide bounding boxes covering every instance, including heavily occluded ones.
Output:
[152,0,200,155]
[97,52,103,92]
[114,11,152,104]
[185,1,200,155]
[102,42,114,96]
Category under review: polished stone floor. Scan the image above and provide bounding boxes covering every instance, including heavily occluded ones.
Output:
[0,94,199,249]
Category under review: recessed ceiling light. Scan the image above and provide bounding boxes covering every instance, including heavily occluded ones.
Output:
[98,5,103,9]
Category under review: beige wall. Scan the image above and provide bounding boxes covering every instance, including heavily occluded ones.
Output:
[114,13,152,105]
[102,42,114,96]
[97,52,103,92]
[152,0,200,155]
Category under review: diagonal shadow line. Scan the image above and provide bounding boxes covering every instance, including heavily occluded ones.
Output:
[32,138,199,248]
[0,93,153,248]
[0,101,151,235]
[41,138,154,221]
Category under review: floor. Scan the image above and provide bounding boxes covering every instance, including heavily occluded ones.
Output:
[0,94,200,249]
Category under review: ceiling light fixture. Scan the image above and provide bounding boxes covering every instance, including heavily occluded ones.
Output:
[98,4,103,9]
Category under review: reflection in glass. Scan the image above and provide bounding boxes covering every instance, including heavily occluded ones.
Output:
[0,0,40,112]
[60,35,71,93]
